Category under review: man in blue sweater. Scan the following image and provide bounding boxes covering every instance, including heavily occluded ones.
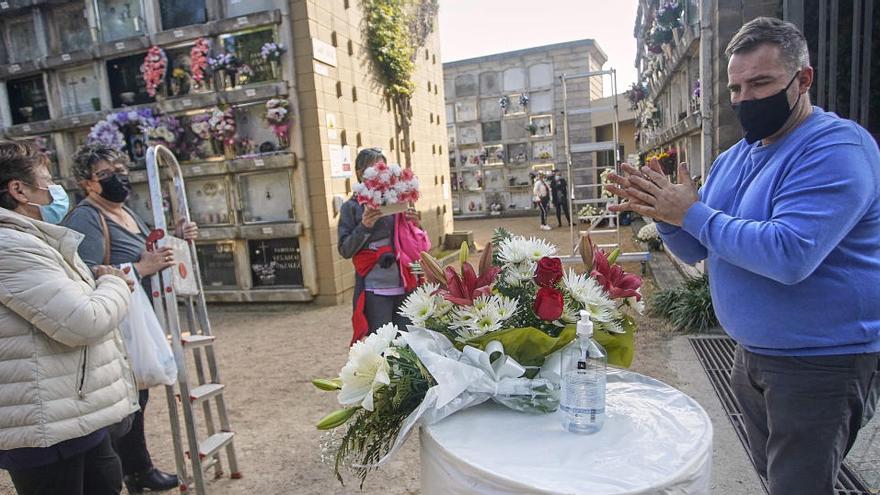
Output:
[608,17,880,495]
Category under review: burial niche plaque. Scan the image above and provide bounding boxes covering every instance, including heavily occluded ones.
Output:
[248,238,303,287]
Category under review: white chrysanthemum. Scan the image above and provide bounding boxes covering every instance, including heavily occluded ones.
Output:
[599,318,625,334]
[398,283,439,326]
[493,295,518,322]
[472,295,492,313]
[363,167,378,179]
[338,323,398,411]
[522,236,557,261]
[497,237,529,265]
[433,298,454,317]
[504,261,536,286]
[562,269,608,308]
[389,163,402,175]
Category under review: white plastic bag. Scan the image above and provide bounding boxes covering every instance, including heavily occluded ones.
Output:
[119,281,178,389]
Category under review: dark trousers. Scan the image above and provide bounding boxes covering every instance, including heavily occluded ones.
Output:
[9,434,122,495]
[538,197,550,226]
[731,346,880,495]
[113,389,153,475]
[364,291,411,333]
[553,200,570,226]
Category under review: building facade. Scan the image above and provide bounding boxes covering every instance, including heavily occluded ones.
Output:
[442,40,608,219]
[632,0,878,183]
[0,0,452,305]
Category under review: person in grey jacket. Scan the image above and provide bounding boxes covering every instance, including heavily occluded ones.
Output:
[63,144,196,493]
[338,148,420,343]
[0,140,139,495]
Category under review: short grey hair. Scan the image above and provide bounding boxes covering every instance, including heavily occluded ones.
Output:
[725,17,810,72]
[72,144,131,184]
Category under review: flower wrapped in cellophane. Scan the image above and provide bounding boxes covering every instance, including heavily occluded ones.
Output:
[314,322,558,486]
[314,229,643,485]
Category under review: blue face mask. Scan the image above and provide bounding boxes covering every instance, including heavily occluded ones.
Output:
[27,184,70,224]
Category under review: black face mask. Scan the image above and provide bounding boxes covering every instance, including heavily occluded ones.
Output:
[99,173,131,203]
[731,71,801,144]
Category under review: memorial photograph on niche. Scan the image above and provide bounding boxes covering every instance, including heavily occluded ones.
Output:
[248,238,303,287]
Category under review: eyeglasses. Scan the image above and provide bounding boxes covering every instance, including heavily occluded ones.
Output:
[93,166,128,181]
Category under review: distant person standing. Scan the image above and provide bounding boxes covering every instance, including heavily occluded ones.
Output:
[532,172,551,231]
[549,170,571,227]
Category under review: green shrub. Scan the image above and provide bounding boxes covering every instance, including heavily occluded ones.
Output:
[649,274,718,333]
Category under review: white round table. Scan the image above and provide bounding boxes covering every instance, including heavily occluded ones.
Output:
[420,369,713,495]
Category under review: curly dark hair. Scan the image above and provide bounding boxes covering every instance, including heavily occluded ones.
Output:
[71,144,131,186]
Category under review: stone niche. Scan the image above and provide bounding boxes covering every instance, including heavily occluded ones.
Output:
[186,177,233,225]
[96,0,146,42]
[54,4,92,54]
[58,65,102,116]
[5,15,40,64]
[107,52,153,108]
[159,0,207,30]
[196,241,238,289]
[220,27,278,85]
[237,170,294,224]
[8,75,50,125]
[248,237,304,288]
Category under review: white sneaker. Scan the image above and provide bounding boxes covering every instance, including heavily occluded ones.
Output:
[540,225,552,230]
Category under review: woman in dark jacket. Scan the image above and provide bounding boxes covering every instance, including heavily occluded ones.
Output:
[63,144,197,493]
[338,148,420,343]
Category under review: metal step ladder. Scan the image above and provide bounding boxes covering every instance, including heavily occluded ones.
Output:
[559,69,649,264]
[145,145,241,495]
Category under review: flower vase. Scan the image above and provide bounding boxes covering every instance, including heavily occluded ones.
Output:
[170,78,181,97]
[216,69,228,90]
[270,60,280,80]
[223,142,235,160]
[672,27,682,46]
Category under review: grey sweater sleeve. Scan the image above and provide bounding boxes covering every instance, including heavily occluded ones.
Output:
[338,200,372,259]
[62,206,107,269]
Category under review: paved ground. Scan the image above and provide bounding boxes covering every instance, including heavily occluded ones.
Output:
[0,214,874,494]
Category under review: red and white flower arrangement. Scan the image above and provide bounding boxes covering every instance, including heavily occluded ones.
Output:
[141,46,167,98]
[352,161,420,209]
[208,107,236,147]
[190,38,211,87]
[313,232,644,485]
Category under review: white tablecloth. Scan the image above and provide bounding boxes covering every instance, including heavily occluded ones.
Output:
[420,369,713,495]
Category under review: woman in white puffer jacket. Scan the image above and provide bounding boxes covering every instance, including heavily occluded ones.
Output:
[0,140,138,495]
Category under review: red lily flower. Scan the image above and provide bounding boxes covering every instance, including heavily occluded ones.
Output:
[591,249,643,301]
[438,261,500,305]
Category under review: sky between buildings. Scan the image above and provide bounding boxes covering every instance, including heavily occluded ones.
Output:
[438,0,639,96]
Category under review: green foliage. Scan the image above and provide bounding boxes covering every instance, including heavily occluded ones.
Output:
[363,0,417,99]
[490,227,513,265]
[649,274,718,333]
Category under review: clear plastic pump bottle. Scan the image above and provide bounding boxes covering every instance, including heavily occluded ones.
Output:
[559,310,607,434]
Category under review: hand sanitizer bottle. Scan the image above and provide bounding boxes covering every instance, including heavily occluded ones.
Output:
[560,310,607,434]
